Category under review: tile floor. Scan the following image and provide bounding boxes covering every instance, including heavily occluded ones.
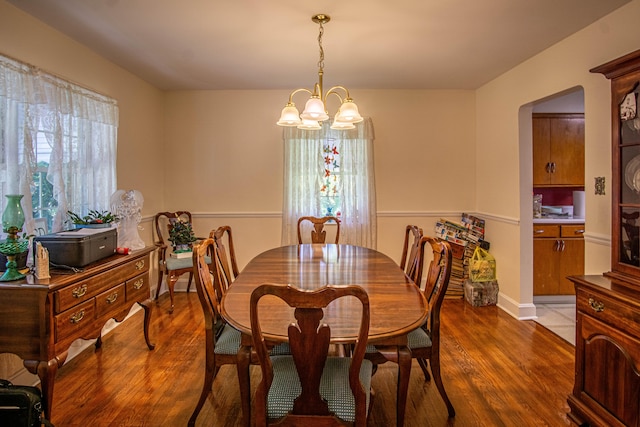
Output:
[534,303,576,345]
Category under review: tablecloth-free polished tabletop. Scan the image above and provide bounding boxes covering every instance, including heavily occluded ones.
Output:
[221,244,428,426]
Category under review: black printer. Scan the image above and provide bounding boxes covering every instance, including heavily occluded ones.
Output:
[35,227,117,268]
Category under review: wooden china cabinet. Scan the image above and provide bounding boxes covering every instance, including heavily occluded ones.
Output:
[566,49,640,427]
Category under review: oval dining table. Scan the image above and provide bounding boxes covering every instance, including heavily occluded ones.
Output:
[221,243,428,427]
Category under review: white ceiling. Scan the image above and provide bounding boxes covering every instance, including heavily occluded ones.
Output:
[7,0,630,91]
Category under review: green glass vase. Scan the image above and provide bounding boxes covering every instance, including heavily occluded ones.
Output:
[1,195,27,281]
[2,194,25,237]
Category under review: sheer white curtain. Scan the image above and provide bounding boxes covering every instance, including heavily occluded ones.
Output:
[281,118,377,248]
[0,54,118,234]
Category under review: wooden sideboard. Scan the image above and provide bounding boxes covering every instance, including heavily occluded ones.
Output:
[0,245,156,421]
[568,275,640,427]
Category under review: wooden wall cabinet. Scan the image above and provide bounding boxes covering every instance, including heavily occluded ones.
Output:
[567,49,640,426]
[533,224,584,295]
[533,113,585,187]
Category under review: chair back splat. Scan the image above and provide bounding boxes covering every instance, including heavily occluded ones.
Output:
[209,225,240,300]
[400,225,424,284]
[251,284,373,427]
[297,216,341,244]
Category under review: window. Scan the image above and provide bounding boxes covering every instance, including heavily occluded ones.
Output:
[281,118,377,248]
[0,54,118,235]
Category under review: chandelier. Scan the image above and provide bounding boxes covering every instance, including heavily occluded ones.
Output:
[276,14,363,130]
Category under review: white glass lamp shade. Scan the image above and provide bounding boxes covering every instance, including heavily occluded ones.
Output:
[277,104,302,126]
[335,100,363,123]
[330,118,356,130]
[300,97,329,121]
[297,119,322,130]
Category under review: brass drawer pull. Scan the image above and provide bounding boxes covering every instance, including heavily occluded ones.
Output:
[70,310,85,324]
[106,292,118,304]
[72,284,88,298]
[135,260,145,270]
[133,279,144,290]
[588,298,605,312]
[575,229,585,234]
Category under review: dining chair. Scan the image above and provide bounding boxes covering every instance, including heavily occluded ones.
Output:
[365,236,456,418]
[250,283,373,427]
[187,237,248,427]
[189,234,290,426]
[400,225,424,283]
[154,211,210,312]
[297,215,341,244]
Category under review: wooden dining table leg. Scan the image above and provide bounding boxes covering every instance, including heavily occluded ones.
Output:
[396,345,412,427]
[237,342,252,427]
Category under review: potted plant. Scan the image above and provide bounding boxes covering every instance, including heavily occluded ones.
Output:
[67,210,119,228]
[168,218,197,252]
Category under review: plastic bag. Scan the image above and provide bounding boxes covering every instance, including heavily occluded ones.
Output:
[469,246,496,282]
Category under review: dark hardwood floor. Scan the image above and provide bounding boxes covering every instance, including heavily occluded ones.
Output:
[50,293,574,426]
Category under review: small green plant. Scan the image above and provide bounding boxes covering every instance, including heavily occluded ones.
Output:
[67,210,119,225]
[168,218,197,248]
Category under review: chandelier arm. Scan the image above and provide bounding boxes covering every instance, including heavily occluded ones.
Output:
[324,86,351,103]
[287,88,314,104]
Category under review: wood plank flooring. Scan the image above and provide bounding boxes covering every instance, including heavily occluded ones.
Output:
[50,293,575,426]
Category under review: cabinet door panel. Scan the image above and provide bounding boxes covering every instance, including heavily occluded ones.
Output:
[550,117,585,185]
[533,117,551,186]
[533,239,560,295]
[558,239,584,295]
[580,315,640,427]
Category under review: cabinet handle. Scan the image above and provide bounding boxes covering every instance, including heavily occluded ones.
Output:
[106,292,118,304]
[72,284,88,298]
[553,240,560,251]
[550,162,556,173]
[560,240,566,251]
[545,162,551,173]
[70,309,85,324]
[588,298,605,312]
[135,260,145,270]
[133,278,144,290]
[534,229,545,234]
[575,229,585,234]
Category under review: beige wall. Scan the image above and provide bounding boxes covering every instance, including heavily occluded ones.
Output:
[475,0,640,317]
[164,89,476,267]
[0,1,166,217]
[2,0,640,322]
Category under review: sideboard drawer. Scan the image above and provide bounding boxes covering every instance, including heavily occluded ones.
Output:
[55,299,96,342]
[577,287,640,339]
[95,283,127,318]
[126,273,149,303]
[54,254,151,313]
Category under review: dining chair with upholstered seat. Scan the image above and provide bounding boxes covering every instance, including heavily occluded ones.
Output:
[187,237,250,426]
[365,236,456,418]
[189,233,290,426]
[400,225,424,283]
[297,215,341,244]
[154,211,210,312]
[251,283,373,427]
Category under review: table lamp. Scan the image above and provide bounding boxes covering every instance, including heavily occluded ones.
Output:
[0,194,29,281]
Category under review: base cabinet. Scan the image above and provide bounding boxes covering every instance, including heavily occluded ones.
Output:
[568,275,640,427]
[534,224,584,295]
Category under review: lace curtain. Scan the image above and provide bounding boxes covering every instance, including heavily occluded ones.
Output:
[0,54,118,234]
[281,118,377,248]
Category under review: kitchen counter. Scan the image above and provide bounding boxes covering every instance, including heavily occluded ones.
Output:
[533,218,584,224]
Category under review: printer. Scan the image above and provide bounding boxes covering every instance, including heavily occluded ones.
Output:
[35,227,117,268]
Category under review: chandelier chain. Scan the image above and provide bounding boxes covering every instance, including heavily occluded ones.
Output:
[317,22,325,72]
